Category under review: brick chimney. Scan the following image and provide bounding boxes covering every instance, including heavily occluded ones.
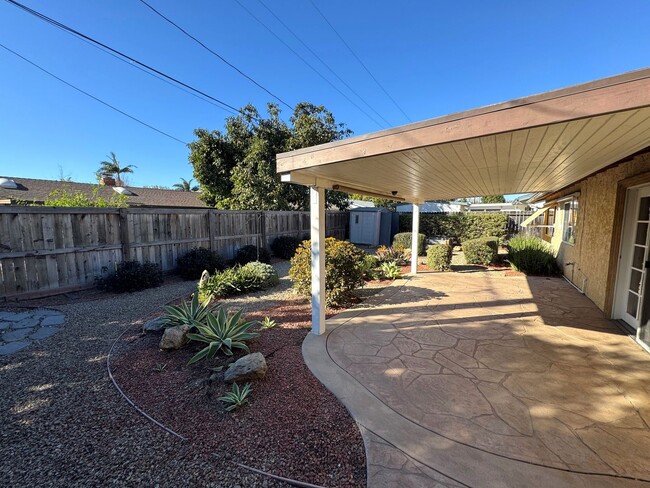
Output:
[100,174,116,186]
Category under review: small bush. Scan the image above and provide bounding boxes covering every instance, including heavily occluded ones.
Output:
[289,237,366,306]
[392,233,426,256]
[97,260,163,293]
[234,245,271,265]
[359,254,380,280]
[270,235,301,259]
[380,261,402,280]
[176,247,225,280]
[463,237,499,265]
[376,245,410,265]
[507,235,558,275]
[199,261,279,300]
[427,244,452,271]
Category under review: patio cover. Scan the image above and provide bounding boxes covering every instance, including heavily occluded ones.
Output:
[278,68,650,201]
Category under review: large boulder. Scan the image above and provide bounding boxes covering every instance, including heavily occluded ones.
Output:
[159,324,190,350]
[143,316,166,333]
[224,352,267,383]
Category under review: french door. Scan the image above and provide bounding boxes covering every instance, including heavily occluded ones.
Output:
[616,185,650,350]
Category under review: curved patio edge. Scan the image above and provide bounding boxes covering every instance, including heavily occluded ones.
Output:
[302,278,649,488]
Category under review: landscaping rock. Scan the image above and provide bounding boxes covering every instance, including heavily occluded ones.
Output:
[143,317,166,333]
[224,352,267,383]
[159,324,190,350]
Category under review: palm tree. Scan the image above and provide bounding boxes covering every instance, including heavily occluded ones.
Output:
[98,152,136,186]
[173,178,199,192]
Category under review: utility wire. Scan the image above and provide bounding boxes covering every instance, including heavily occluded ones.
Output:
[309,0,411,123]
[3,0,251,119]
[232,0,386,129]
[0,43,188,145]
[137,0,293,110]
[255,0,392,127]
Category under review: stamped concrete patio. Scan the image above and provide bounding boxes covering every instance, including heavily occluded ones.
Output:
[304,270,650,487]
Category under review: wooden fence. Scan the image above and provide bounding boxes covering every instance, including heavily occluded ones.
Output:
[0,207,349,300]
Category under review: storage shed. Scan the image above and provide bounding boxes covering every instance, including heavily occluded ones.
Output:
[349,207,398,246]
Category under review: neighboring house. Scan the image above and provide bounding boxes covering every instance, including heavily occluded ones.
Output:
[348,199,376,209]
[0,176,207,208]
[467,202,531,212]
[395,201,467,213]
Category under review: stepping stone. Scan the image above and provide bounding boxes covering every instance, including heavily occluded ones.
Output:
[0,322,11,331]
[11,318,41,329]
[41,315,65,327]
[0,312,31,322]
[30,327,60,340]
[2,328,33,342]
[0,341,31,355]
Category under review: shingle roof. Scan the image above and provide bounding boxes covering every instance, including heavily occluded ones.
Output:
[0,176,208,208]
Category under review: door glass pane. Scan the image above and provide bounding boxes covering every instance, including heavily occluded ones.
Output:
[639,197,650,221]
[630,269,643,293]
[633,246,645,269]
[636,223,648,245]
[627,292,639,318]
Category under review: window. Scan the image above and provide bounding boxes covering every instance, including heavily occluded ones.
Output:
[562,197,578,244]
[543,207,555,241]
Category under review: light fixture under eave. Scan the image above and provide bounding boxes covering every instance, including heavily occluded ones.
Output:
[331,184,405,201]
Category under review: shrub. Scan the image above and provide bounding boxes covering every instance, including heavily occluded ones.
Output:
[507,235,559,275]
[234,245,271,265]
[359,254,380,280]
[199,261,279,300]
[463,237,499,265]
[376,245,410,265]
[187,307,259,362]
[392,233,426,256]
[427,244,452,271]
[176,247,225,280]
[399,213,509,242]
[97,261,163,293]
[289,237,366,306]
[219,382,252,411]
[161,294,212,329]
[380,261,402,280]
[270,235,301,259]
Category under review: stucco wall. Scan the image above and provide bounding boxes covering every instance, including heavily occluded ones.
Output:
[548,150,650,312]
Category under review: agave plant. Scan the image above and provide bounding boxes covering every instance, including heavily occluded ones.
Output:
[259,316,277,330]
[187,307,259,364]
[161,293,211,329]
[218,382,252,411]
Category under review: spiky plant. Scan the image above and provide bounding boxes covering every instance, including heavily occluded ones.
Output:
[161,293,212,329]
[218,382,252,411]
[186,307,259,364]
[260,316,277,330]
[380,261,402,280]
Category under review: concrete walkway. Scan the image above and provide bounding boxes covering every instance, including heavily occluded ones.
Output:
[304,270,650,487]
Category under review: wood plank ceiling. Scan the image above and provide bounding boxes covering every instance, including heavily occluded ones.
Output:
[277,70,650,202]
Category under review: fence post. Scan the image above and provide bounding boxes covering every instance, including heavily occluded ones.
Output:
[259,211,266,249]
[119,208,132,261]
[208,210,217,253]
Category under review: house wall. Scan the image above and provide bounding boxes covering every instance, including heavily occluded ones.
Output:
[546,150,650,312]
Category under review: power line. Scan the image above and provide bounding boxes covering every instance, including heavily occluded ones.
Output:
[309,0,411,123]
[137,0,293,110]
[0,42,188,145]
[232,0,386,129]
[3,0,249,119]
[255,0,392,127]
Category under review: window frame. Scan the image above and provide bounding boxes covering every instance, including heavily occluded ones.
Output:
[561,196,578,245]
[543,206,556,242]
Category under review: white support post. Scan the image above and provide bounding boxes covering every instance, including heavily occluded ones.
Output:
[411,202,420,274]
[310,186,326,335]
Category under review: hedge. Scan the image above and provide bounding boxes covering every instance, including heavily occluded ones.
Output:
[427,244,452,271]
[399,213,509,242]
[507,235,558,275]
[392,232,426,256]
[463,237,499,265]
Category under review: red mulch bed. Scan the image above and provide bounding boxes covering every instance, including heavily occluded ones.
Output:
[110,298,366,487]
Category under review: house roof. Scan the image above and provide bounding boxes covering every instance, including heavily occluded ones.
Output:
[0,176,208,208]
[278,68,650,202]
[395,202,465,213]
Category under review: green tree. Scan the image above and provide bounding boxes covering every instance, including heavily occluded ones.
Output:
[189,102,352,210]
[173,178,199,192]
[97,152,136,186]
[481,195,506,203]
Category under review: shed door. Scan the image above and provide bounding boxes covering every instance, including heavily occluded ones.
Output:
[350,212,380,245]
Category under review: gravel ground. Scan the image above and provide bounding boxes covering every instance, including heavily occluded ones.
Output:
[0,262,369,487]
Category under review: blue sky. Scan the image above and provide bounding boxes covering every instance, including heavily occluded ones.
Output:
[1,0,649,190]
